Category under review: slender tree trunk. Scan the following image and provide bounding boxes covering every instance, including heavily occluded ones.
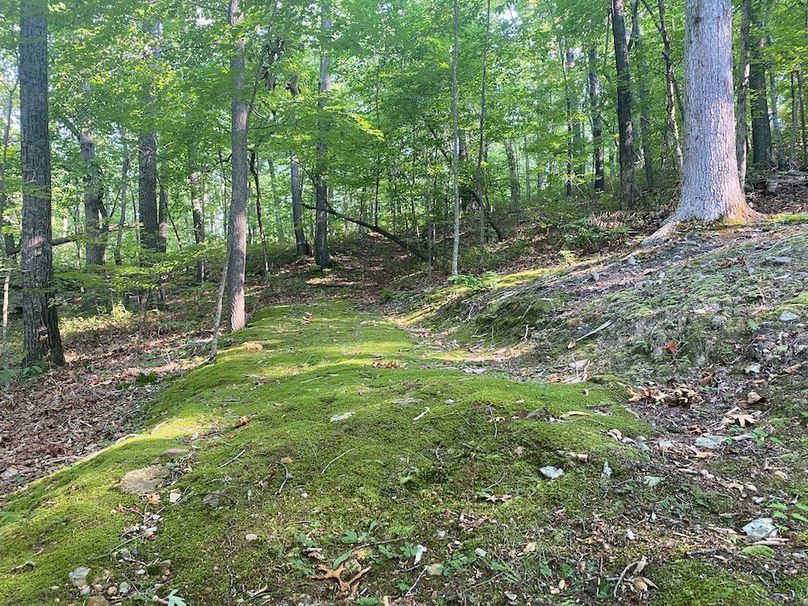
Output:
[19,0,64,366]
[791,71,799,166]
[631,0,655,189]
[2,268,9,370]
[749,8,772,168]
[769,71,785,169]
[656,0,757,233]
[612,0,637,208]
[157,179,168,253]
[138,131,158,252]
[523,135,532,202]
[560,47,575,197]
[798,71,807,165]
[268,158,284,242]
[80,130,105,264]
[249,151,269,275]
[655,0,683,175]
[474,0,491,245]
[450,0,461,276]
[504,139,521,209]
[314,0,332,268]
[290,155,309,256]
[736,0,752,186]
[114,132,129,266]
[588,47,605,191]
[189,169,206,280]
[225,0,249,332]
[0,78,17,257]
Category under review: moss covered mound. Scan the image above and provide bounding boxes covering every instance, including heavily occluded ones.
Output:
[0,303,793,605]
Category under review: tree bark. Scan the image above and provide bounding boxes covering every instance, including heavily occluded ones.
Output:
[631,0,655,190]
[798,71,807,165]
[138,131,159,252]
[249,151,269,275]
[225,0,249,332]
[189,169,206,280]
[587,47,605,192]
[114,132,129,266]
[475,0,491,245]
[19,0,64,366]
[656,0,757,233]
[504,139,521,209]
[749,4,772,168]
[450,0,461,276]
[611,0,637,208]
[736,0,752,186]
[769,71,785,169]
[314,0,332,268]
[157,179,168,253]
[79,130,105,264]
[0,78,17,257]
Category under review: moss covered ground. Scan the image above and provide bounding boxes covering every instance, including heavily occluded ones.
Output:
[2,299,801,605]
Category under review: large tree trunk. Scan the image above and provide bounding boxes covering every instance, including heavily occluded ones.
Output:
[658,0,757,231]
[631,0,655,190]
[189,169,206,280]
[138,131,159,252]
[450,0,461,276]
[19,0,64,366]
[80,130,105,265]
[587,47,605,192]
[313,0,332,268]
[736,0,752,186]
[611,0,637,209]
[749,6,772,169]
[225,0,249,332]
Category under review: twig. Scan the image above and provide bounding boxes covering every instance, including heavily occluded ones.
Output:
[405,566,428,596]
[614,558,640,598]
[321,448,357,475]
[219,448,247,468]
[276,462,290,495]
[413,407,430,422]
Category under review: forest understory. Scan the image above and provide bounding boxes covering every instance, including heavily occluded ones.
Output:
[1,185,806,606]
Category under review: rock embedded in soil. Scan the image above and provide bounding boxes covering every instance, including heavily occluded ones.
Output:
[780,310,800,322]
[742,518,777,540]
[539,466,564,479]
[329,411,355,422]
[119,465,168,495]
[694,435,724,450]
[68,566,90,588]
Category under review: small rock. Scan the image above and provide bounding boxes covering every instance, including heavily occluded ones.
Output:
[742,518,777,540]
[86,597,109,606]
[601,461,613,478]
[780,310,800,322]
[119,465,168,496]
[694,435,724,450]
[426,563,445,576]
[329,412,355,422]
[1,467,19,481]
[539,466,564,480]
[474,548,487,558]
[391,397,423,405]
[643,476,664,487]
[657,439,675,450]
[413,544,427,565]
[526,407,549,420]
[203,491,224,508]
[245,533,258,542]
[116,548,132,561]
[168,489,182,504]
[744,362,762,374]
[68,566,90,588]
[770,256,793,265]
[118,582,130,595]
[106,586,118,596]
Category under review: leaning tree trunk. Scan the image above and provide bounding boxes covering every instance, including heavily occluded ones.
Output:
[225,0,249,332]
[313,0,332,268]
[19,0,64,366]
[588,47,606,192]
[655,0,757,233]
[612,0,637,209]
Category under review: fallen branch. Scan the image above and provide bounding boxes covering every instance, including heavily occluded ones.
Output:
[303,203,431,262]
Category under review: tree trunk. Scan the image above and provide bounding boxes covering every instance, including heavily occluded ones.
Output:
[523,135,532,202]
[656,0,683,175]
[560,47,575,197]
[249,150,269,275]
[612,0,636,208]
[450,0,461,276]
[504,139,521,209]
[798,71,807,165]
[791,71,799,166]
[80,130,105,264]
[659,0,757,230]
[114,132,129,266]
[189,169,206,280]
[290,155,310,256]
[314,0,332,268]
[225,0,249,332]
[19,0,64,366]
[749,7,772,169]
[0,78,17,257]
[769,71,785,169]
[631,0,655,190]
[138,131,159,252]
[157,179,168,253]
[475,0,491,245]
[587,47,605,191]
[736,0,752,186]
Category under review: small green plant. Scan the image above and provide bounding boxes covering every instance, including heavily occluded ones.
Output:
[448,271,498,293]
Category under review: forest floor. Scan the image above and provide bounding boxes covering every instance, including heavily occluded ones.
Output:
[0,182,807,606]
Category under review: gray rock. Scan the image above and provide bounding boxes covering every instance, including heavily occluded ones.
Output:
[695,435,724,450]
[539,466,564,480]
[391,397,423,405]
[643,476,664,488]
[203,491,224,508]
[770,256,793,265]
[68,566,90,588]
[601,461,613,478]
[329,412,355,422]
[780,310,800,323]
[526,407,549,420]
[742,518,777,540]
[119,465,168,495]
[426,563,445,576]
[1,467,19,481]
